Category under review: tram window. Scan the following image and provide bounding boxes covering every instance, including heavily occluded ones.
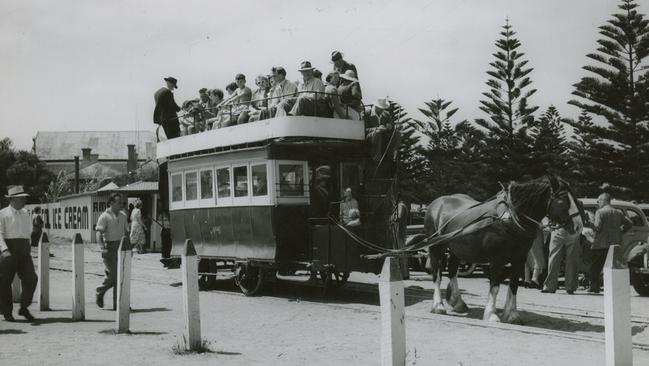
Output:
[200,170,214,199]
[216,167,231,198]
[233,166,249,197]
[278,164,305,196]
[251,164,268,196]
[185,172,198,201]
[171,174,182,202]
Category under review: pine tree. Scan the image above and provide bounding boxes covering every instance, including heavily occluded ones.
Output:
[567,111,609,196]
[475,19,539,185]
[529,106,567,177]
[567,0,649,199]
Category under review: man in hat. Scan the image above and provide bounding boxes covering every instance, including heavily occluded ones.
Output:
[95,193,129,309]
[278,61,326,117]
[365,97,393,162]
[0,186,38,322]
[154,76,181,139]
[331,51,358,80]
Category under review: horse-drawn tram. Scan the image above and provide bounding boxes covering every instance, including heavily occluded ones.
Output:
[156,112,399,295]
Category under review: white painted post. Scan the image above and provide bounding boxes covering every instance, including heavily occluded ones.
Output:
[72,233,85,321]
[116,236,132,333]
[38,232,50,310]
[11,274,21,303]
[604,245,632,366]
[379,256,406,366]
[182,239,201,350]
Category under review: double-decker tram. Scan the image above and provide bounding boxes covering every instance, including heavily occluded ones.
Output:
[157,98,398,295]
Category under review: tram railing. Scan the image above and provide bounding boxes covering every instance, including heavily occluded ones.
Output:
[176,91,368,136]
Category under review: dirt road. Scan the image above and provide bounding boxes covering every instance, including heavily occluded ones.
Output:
[1,238,648,365]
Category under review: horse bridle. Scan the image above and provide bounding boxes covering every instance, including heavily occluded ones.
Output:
[505,183,572,231]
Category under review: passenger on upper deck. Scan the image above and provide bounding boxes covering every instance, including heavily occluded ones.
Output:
[153,76,181,139]
[277,61,327,117]
[331,51,358,80]
[245,75,272,123]
[324,72,344,119]
[265,66,298,119]
[205,88,223,129]
[338,70,363,120]
[365,97,393,162]
[217,76,251,127]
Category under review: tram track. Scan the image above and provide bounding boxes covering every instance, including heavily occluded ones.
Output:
[47,257,649,351]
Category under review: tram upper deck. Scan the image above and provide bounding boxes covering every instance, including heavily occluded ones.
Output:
[156,115,365,161]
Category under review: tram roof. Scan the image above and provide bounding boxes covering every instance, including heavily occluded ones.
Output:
[156,116,364,160]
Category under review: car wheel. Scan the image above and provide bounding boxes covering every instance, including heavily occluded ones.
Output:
[631,271,649,296]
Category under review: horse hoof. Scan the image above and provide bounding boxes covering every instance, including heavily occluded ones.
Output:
[430,304,447,315]
[453,301,469,314]
[504,311,523,324]
[484,313,500,322]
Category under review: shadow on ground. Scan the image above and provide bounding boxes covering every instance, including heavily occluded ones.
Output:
[131,307,171,314]
[99,329,168,335]
[0,329,26,334]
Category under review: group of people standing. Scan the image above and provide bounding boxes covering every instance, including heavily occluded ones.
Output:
[525,192,633,294]
[153,50,363,139]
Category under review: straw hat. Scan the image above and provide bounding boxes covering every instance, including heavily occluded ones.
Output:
[298,61,315,71]
[5,185,29,198]
[339,70,358,82]
[375,98,390,110]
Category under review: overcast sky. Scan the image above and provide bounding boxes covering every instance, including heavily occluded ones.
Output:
[0,0,627,150]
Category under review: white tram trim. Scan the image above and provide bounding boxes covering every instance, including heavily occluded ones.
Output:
[157,116,365,159]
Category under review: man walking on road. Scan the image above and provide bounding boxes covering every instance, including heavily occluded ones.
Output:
[0,186,38,322]
[95,193,129,308]
[588,193,632,293]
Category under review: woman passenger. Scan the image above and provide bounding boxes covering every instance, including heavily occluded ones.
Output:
[325,72,344,118]
[337,70,362,120]
[204,88,223,129]
[242,75,271,124]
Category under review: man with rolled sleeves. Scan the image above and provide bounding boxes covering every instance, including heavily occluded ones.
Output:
[0,186,38,322]
[95,193,129,308]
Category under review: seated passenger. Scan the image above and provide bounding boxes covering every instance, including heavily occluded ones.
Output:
[325,72,344,119]
[331,50,359,80]
[204,88,223,129]
[180,99,205,135]
[337,70,363,120]
[268,66,298,118]
[340,187,360,227]
[217,79,250,128]
[242,75,271,123]
[365,98,393,162]
[279,61,327,117]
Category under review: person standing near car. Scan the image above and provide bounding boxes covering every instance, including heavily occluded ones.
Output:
[95,193,129,308]
[542,214,583,294]
[588,193,633,293]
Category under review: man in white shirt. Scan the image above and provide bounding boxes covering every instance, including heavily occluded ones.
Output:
[263,66,298,119]
[277,61,327,117]
[0,186,38,322]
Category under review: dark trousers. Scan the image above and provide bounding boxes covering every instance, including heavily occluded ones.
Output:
[96,241,119,298]
[163,121,180,139]
[31,231,42,247]
[0,239,38,314]
[589,248,609,291]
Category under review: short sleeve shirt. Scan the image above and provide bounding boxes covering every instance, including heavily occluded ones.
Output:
[96,208,129,242]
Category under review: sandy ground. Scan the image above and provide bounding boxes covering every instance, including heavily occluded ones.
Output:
[1,238,648,366]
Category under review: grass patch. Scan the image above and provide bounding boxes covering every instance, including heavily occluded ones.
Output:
[172,336,214,355]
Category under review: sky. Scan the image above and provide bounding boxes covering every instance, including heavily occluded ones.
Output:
[0,0,628,151]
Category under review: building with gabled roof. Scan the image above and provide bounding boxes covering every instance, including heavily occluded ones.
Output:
[33,130,157,176]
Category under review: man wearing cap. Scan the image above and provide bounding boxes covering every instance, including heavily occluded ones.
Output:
[277,61,326,117]
[331,51,358,80]
[154,76,181,139]
[0,186,38,322]
[95,193,129,309]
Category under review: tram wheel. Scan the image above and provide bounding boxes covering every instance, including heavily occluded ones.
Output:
[234,264,265,296]
[319,268,350,288]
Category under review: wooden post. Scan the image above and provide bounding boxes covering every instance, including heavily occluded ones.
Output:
[182,239,201,350]
[72,233,85,321]
[604,245,632,366]
[11,274,21,303]
[38,232,50,310]
[116,236,132,333]
[379,256,406,366]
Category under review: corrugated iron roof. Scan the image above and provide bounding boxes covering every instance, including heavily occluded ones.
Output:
[64,162,123,179]
[34,130,156,161]
[116,181,158,192]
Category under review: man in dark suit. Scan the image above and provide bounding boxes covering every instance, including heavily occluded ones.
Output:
[154,77,181,139]
[588,192,633,293]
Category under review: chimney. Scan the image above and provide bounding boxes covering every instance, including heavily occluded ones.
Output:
[145,142,153,160]
[81,148,91,161]
[74,156,80,193]
[90,153,99,163]
[127,144,137,173]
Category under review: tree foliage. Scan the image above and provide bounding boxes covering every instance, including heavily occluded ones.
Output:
[0,138,54,204]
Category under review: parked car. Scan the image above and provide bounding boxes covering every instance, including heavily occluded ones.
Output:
[637,203,649,219]
[581,198,649,296]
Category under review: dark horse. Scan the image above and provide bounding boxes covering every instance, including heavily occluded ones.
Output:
[423,175,580,323]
